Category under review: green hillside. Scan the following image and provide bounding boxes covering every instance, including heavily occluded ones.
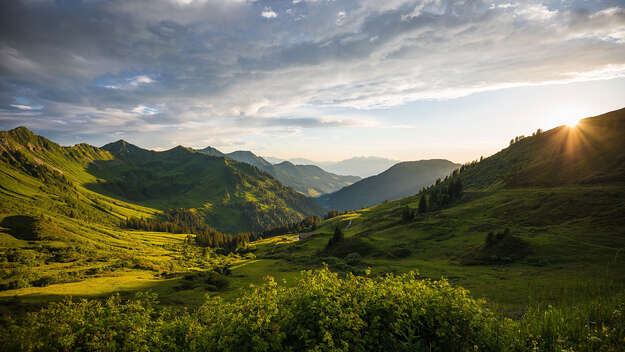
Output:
[100,141,322,233]
[197,146,360,196]
[0,128,321,235]
[459,108,625,189]
[320,159,460,210]
[0,126,322,308]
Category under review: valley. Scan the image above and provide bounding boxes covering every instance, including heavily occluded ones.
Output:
[1,108,624,350]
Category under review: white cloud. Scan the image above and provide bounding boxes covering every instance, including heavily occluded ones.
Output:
[128,75,155,87]
[336,11,346,25]
[101,75,156,90]
[514,4,557,21]
[402,0,445,20]
[4,0,625,148]
[132,104,159,115]
[261,7,277,19]
[10,104,33,110]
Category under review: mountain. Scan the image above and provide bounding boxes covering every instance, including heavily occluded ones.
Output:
[456,109,625,188]
[289,157,319,165]
[318,157,401,178]
[98,142,322,233]
[264,156,285,164]
[320,159,460,210]
[224,151,274,171]
[197,148,360,196]
[264,156,400,178]
[272,161,360,197]
[0,127,322,234]
[197,146,225,157]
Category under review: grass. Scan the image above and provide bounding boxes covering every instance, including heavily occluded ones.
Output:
[230,184,625,316]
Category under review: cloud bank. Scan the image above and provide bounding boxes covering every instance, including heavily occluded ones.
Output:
[0,0,624,148]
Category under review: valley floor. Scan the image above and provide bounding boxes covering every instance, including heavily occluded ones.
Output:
[2,185,623,317]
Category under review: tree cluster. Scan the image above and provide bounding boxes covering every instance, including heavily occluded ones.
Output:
[414,177,463,215]
[484,228,511,247]
[259,215,321,238]
[324,210,350,220]
[126,210,321,253]
[326,226,345,249]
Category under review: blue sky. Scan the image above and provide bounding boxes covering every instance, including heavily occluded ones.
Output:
[1,0,624,163]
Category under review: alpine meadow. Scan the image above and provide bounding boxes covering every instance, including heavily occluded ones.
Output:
[1,1,625,351]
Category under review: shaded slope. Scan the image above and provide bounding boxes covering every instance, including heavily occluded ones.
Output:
[320,159,460,210]
[272,161,360,197]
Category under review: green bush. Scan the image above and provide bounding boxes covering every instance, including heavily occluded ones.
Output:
[6,292,162,352]
[4,268,624,351]
[344,252,361,265]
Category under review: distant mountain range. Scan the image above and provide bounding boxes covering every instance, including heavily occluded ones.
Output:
[319,159,461,210]
[197,147,360,197]
[263,156,401,178]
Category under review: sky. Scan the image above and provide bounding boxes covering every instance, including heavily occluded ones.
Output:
[1,0,624,163]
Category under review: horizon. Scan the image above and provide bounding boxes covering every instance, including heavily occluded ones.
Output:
[2,0,625,163]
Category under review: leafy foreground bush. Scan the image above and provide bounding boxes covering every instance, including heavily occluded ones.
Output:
[4,268,625,351]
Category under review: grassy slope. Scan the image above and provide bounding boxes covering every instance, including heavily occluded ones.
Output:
[226,108,625,312]
[97,142,323,233]
[0,127,317,310]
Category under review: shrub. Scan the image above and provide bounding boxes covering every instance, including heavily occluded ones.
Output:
[388,247,412,258]
[172,267,501,351]
[344,252,362,265]
[4,268,624,351]
[5,292,162,352]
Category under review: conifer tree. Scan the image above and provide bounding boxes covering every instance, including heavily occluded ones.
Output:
[418,195,428,214]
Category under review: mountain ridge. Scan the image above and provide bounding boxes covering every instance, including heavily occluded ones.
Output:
[196,147,360,196]
[320,159,461,210]
[1,127,323,233]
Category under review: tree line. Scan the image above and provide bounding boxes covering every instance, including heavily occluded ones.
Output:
[402,175,464,222]
[125,209,321,253]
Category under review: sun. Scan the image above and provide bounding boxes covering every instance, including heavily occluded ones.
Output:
[566,119,580,128]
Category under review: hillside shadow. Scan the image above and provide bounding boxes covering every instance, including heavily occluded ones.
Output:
[83,159,201,210]
[0,274,212,312]
[0,215,38,240]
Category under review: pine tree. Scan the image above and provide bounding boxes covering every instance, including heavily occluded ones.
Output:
[401,206,414,222]
[485,232,495,247]
[418,195,428,214]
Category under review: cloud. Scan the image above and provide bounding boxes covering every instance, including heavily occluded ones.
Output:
[10,104,33,110]
[336,11,346,25]
[514,3,557,21]
[261,6,277,18]
[0,0,624,149]
[100,74,157,90]
[128,75,155,87]
[132,104,160,115]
